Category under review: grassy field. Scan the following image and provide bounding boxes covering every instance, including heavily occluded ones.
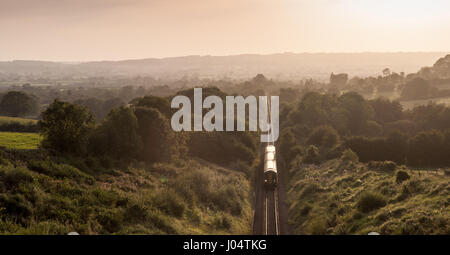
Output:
[0,116,38,125]
[0,132,41,149]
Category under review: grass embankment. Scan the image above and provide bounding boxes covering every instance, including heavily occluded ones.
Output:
[287,159,449,234]
[0,152,252,234]
[0,132,41,150]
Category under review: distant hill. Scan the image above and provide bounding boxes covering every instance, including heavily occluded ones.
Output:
[1,52,448,81]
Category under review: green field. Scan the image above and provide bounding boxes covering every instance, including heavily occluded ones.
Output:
[0,116,38,125]
[0,132,41,149]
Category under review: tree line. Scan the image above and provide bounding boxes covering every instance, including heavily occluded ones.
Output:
[37,88,257,173]
[278,90,450,168]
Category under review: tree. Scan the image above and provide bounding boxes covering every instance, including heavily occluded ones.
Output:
[0,91,39,117]
[401,78,436,100]
[102,98,125,119]
[385,131,408,164]
[74,98,103,120]
[330,73,348,87]
[339,92,374,134]
[306,125,339,148]
[407,130,444,167]
[279,129,297,165]
[91,106,142,159]
[341,149,359,163]
[369,98,403,124]
[39,100,95,155]
[130,96,172,118]
[134,106,184,163]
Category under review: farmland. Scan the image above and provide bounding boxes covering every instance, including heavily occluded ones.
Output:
[0,116,37,125]
[0,132,41,150]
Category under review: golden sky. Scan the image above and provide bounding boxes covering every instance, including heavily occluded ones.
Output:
[1,0,450,61]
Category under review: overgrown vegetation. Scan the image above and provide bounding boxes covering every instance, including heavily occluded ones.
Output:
[287,160,449,234]
[0,151,252,234]
[0,86,257,234]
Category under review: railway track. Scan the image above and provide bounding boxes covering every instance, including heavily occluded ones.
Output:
[263,189,280,235]
[255,176,281,235]
[253,93,282,235]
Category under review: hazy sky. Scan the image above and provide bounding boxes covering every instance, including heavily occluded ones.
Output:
[1,0,450,61]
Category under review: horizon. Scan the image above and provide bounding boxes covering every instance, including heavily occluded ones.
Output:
[2,0,450,61]
[2,51,450,63]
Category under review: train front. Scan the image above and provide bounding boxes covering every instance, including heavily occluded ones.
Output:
[263,145,278,189]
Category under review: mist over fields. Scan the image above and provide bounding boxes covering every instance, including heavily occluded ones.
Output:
[1,52,447,81]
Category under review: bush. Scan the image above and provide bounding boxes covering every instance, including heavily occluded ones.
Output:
[357,191,386,213]
[212,185,242,216]
[214,214,232,230]
[0,122,38,133]
[39,99,95,155]
[340,149,359,163]
[27,160,93,183]
[147,211,177,234]
[307,125,339,148]
[124,204,148,224]
[300,203,312,216]
[367,161,397,172]
[0,194,33,221]
[153,189,185,217]
[396,170,410,184]
[303,145,320,164]
[300,183,324,199]
[307,217,327,234]
[1,166,34,189]
[96,210,123,233]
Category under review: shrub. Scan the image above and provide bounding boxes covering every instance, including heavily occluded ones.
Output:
[396,170,410,184]
[0,122,38,133]
[91,188,120,207]
[153,189,185,217]
[300,183,324,199]
[27,160,93,183]
[1,166,34,189]
[0,151,8,165]
[307,217,328,234]
[96,210,123,233]
[39,99,95,155]
[0,194,33,220]
[300,203,312,216]
[147,211,177,234]
[228,160,251,176]
[36,196,78,222]
[303,145,320,164]
[124,204,148,224]
[307,125,339,148]
[213,214,232,230]
[357,191,386,213]
[212,185,242,216]
[186,208,202,225]
[367,161,397,172]
[340,149,359,163]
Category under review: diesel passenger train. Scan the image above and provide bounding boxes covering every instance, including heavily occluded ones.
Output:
[263,145,278,189]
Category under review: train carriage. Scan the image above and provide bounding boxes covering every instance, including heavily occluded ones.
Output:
[264,145,278,189]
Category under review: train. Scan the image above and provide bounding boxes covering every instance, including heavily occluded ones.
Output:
[263,145,278,189]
